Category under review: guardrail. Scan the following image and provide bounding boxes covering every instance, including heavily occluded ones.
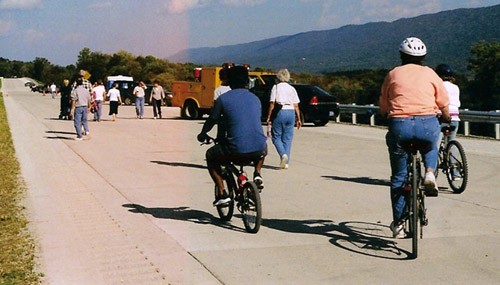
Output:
[337,104,500,140]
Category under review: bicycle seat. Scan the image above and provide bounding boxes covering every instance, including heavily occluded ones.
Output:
[230,157,255,167]
[401,139,431,154]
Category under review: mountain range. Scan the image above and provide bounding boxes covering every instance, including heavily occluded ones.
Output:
[169,4,499,74]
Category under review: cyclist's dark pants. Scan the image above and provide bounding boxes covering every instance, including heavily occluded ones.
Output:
[206,144,268,174]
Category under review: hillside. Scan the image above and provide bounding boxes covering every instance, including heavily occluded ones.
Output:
[169,5,499,74]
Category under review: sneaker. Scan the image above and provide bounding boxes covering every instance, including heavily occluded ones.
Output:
[213,192,231,206]
[280,154,288,169]
[390,221,406,238]
[75,137,83,141]
[285,164,289,169]
[254,173,264,189]
[84,131,90,136]
[423,172,438,197]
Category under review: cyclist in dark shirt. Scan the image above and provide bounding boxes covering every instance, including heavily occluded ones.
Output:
[198,66,268,206]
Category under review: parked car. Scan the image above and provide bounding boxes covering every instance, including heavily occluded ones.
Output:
[25,81,36,88]
[250,75,339,126]
[31,84,59,94]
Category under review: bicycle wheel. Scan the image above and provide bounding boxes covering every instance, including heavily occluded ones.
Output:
[241,181,262,233]
[410,154,419,259]
[214,173,235,221]
[445,140,468,193]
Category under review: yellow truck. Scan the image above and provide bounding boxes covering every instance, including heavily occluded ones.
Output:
[171,66,277,119]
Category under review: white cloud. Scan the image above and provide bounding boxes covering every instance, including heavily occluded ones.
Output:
[0,19,14,35]
[165,0,210,14]
[165,0,266,14]
[24,29,43,42]
[0,0,41,9]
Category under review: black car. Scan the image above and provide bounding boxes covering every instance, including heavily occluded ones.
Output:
[250,76,339,126]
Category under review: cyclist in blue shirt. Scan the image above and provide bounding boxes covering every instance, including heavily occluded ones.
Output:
[198,66,268,206]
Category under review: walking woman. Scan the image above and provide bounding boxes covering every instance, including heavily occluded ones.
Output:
[107,83,122,121]
[266,69,301,169]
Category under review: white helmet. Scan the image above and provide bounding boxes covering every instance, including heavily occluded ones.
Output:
[399,37,427,56]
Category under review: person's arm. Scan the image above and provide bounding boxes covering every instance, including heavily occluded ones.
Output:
[294,103,301,129]
[267,102,275,124]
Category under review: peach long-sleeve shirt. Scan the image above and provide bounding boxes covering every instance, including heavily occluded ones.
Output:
[380,64,449,118]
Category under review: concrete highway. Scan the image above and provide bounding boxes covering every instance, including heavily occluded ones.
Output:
[2,78,499,284]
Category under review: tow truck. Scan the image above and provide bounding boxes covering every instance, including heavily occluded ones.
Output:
[171,65,276,119]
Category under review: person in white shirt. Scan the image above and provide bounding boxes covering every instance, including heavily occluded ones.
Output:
[133,81,146,119]
[266,69,301,169]
[107,84,122,121]
[91,80,106,122]
[50,82,57,99]
[214,68,231,101]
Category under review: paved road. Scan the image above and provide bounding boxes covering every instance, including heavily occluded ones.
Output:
[2,78,500,285]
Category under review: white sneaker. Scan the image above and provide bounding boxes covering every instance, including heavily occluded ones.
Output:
[280,154,288,169]
[390,221,406,238]
[423,172,438,197]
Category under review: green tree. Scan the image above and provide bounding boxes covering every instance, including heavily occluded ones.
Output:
[467,40,500,110]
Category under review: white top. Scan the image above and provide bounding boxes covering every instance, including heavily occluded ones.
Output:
[269,82,299,110]
[107,88,121,102]
[133,86,145,98]
[443,81,460,121]
[214,85,231,101]
[92,85,106,101]
[50,84,56,92]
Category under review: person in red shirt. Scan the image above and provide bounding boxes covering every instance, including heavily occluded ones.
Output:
[380,37,451,238]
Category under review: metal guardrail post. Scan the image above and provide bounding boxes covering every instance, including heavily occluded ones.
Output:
[463,109,470,136]
[496,110,500,140]
[369,104,375,126]
[352,103,357,124]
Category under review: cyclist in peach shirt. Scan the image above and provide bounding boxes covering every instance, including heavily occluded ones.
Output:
[380,37,451,238]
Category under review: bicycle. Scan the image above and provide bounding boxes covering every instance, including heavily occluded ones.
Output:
[401,141,429,259]
[436,125,468,193]
[201,137,263,233]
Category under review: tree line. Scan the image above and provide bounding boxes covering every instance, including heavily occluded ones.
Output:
[0,41,498,111]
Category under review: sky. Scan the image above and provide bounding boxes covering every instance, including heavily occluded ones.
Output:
[0,0,499,66]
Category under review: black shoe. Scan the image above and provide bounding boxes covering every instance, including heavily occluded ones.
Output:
[213,192,231,206]
[253,173,264,189]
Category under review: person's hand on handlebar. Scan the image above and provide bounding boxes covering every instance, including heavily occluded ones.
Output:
[197,132,210,143]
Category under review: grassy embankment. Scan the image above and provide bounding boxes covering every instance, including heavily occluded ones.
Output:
[0,84,41,284]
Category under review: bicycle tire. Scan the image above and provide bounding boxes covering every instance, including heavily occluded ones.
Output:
[241,181,262,233]
[410,154,419,259]
[445,140,468,194]
[215,173,235,221]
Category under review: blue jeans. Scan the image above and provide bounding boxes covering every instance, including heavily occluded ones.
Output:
[74,106,89,138]
[93,100,102,121]
[271,109,295,161]
[386,115,440,222]
[135,97,145,117]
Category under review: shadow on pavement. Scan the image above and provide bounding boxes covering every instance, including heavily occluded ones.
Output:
[263,218,412,260]
[122,203,247,233]
[151,160,207,169]
[44,130,75,140]
[322,175,391,187]
[151,160,281,171]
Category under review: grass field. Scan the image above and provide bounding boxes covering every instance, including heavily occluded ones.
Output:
[0,87,41,284]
